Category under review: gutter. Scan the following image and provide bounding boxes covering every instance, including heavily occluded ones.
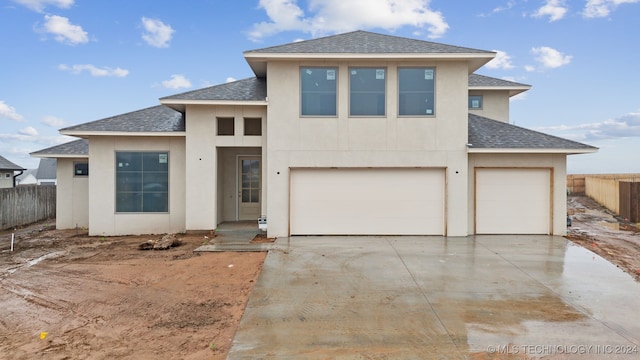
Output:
[13,169,24,187]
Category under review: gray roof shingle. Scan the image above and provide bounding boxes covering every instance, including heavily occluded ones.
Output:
[31,139,88,157]
[0,155,25,170]
[36,158,57,179]
[469,73,530,88]
[245,30,493,55]
[468,114,597,151]
[61,105,184,133]
[161,77,266,101]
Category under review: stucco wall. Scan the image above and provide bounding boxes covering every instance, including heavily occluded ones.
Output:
[88,136,186,236]
[467,153,567,235]
[184,105,267,230]
[468,90,510,122]
[265,60,470,237]
[56,158,88,229]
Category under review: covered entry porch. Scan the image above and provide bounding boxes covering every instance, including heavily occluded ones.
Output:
[216,147,264,225]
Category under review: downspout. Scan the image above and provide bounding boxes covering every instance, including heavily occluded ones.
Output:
[13,169,24,187]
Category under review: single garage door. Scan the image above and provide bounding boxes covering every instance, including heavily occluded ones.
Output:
[290,168,445,235]
[475,168,551,234]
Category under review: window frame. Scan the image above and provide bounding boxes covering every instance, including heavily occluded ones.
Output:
[73,161,89,177]
[349,67,387,117]
[4,173,10,179]
[398,67,436,117]
[469,95,483,110]
[115,151,169,214]
[300,67,338,117]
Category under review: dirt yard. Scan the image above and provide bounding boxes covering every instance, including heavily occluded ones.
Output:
[0,224,265,360]
[1,195,638,359]
[567,194,640,282]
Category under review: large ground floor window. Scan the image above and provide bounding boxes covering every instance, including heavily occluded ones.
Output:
[116,151,168,213]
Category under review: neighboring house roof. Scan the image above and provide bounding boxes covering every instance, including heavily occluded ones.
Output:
[244,30,496,76]
[0,155,24,171]
[161,78,267,111]
[468,74,531,97]
[468,114,597,154]
[60,105,184,136]
[16,169,37,184]
[36,158,57,180]
[31,139,88,158]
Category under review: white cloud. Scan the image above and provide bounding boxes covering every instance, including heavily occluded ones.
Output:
[42,115,65,127]
[485,50,514,70]
[11,0,73,12]
[532,0,568,21]
[0,100,25,122]
[161,74,192,89]
[141,17,174,48]
[524,65,536,72]
[41,15,88,45]
[249,0,449,41]
[18,126,39,136]
[535,112,640,141]
[59,64,129,77]
[226,77,237,83]
[583,0,640,18]
[531,46,572,68]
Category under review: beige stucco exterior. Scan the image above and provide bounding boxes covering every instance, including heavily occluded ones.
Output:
[468,90,511,123]
[55,158,89,229]
[87,136,186,236]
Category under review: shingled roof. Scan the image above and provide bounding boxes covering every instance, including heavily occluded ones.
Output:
[469,74,530,88]
[468,114,597,152]
[0,155,25,171]
[60,105,184,134]
[161,77,266,102]
[245,30,493,55]
[31,139,88,157]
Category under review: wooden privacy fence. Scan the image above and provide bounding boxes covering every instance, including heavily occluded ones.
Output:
[572,174,640,223]
[0,185,56,230]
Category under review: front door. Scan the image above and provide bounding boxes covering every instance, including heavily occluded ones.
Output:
[238,156,261,220]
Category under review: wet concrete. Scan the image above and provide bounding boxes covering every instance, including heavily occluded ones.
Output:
[228,236,640,359]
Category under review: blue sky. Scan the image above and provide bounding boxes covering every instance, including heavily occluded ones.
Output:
[1,0,638,173]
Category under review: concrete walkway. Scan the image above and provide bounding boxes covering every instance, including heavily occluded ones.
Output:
[229,236,640,359]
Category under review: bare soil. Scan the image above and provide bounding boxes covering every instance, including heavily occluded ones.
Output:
[566,194,640,282]
[0,223,265,360]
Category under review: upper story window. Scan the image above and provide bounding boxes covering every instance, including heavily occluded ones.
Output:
[217,117,234,135]
[350,68,386,116]
[398,68,435,116]
[115,152,169,213]
[74,162,89,176]
[469,95,483,109]
[301,67,337,116]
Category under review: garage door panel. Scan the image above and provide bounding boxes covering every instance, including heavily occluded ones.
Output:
[476,168,550,234]
[291,168,444,235]
[476,171,550,234]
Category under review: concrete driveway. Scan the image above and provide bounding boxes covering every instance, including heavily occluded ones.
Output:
[228,236,640,359]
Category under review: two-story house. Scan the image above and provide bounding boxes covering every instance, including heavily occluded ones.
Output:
[32,31,596,237]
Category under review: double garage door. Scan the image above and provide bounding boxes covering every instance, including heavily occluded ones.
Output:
[290,168,445,235]
[475,168,551,234]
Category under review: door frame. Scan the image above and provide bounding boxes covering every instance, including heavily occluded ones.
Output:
[236,155,262,221]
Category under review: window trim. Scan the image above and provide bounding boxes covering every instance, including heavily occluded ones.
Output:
[469,95,483,110]
[349,67,387,117]
[300,66,338,117]
[115,151,169,214]
[397,67,436,117]
[73,161,89,177]
[4,173,10,179]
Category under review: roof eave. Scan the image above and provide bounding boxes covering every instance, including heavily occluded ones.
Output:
[468,148,598,154]
[159,99,268,107]
[469,85,532,96]
[60,131,186,137]
[31,153,88,159]
[244,52,495,77]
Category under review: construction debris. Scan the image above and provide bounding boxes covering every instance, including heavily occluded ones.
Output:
[139,234,181,250]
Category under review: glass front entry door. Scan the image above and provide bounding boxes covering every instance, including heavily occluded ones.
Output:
[238,156,261,220]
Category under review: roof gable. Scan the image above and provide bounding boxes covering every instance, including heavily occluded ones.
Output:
[245,30,493,55]
[60,105,184,135]
[0,155,24,171]
[468,114,597,153]
[161,77,266,103]
[36,158,57,179]
[31,139,88,158]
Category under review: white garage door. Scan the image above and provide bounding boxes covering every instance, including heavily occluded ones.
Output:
[476,168,551,234]
[290,168,445,235]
